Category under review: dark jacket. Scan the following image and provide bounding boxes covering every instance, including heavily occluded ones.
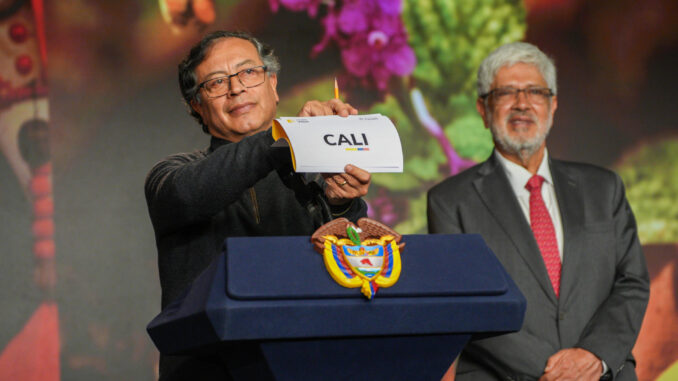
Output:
[428,154,649,381]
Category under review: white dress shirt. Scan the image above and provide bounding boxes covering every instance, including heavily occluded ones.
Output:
[494,149,564,261]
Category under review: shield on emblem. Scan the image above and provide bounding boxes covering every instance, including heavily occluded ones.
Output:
[342,245,384,281]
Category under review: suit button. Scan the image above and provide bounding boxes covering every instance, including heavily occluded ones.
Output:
[559,312,565,320]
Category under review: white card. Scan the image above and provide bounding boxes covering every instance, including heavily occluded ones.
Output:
[272,114,403,173]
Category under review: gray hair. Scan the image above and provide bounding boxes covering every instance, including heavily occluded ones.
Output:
[178,31,281,133]
[477,42,557,97]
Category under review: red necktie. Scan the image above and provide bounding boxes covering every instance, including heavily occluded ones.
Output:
[525,175,561,298]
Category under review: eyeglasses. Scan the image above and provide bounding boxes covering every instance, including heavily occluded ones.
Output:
[482,87,554,105]
[197,65,268,98]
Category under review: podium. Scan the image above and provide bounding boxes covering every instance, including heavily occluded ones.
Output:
[147,234,525,380]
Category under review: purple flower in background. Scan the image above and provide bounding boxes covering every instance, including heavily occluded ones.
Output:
[342,0,402,15]
[337,2,368,34]
[272,0,415,92]
[370,8,402,36]
[337,1,401,35]
[270,0,324,18]
[311,8,338,57]
[367,188,399,226]
[341,23,415,90]
[336,0,414,90]
[371,0,402,15]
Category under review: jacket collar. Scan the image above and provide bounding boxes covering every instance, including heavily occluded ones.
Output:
[473,152,562,303]
[549,159,584,306]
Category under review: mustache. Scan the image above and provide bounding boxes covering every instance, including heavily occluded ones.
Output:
[505,111,537,124]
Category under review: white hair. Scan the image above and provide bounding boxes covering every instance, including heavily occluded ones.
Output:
[477,42,557,97]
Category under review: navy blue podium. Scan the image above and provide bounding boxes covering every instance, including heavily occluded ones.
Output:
[148,234,525,380]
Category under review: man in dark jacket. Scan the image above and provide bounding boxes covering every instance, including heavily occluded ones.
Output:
[145,30,371,380]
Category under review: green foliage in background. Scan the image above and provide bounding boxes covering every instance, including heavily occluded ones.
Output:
[616,139,678,243]
[403,0,525,106]
[444,96,494,162]
[364,0,525,233]
[402,0,525,160]
[370,95,448,191]
[276,78,337,117]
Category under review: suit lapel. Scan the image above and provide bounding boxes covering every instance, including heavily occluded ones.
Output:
[472,155,558,303]
[550,159,585,306]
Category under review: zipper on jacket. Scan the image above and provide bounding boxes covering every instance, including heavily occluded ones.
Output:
[249,188,260,224]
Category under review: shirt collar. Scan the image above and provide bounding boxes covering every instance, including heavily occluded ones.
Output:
[494,148,553,193]
[208,136,231,153]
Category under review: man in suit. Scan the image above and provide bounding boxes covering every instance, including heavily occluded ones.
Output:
[427,42,649,380]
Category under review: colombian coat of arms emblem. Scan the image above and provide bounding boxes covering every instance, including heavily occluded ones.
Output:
[311,218,404,299]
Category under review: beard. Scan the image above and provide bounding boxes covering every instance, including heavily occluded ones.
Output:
[489,109,553,161]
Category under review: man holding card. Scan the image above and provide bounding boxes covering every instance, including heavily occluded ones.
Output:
[144,30,371,380]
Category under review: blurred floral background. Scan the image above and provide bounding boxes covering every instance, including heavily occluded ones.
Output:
[1,0,676,379]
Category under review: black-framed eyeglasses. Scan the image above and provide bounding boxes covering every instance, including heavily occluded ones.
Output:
[197,65,268,98]
[481,87,554,105]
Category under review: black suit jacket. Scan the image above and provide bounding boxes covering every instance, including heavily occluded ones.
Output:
[427,154,649,380]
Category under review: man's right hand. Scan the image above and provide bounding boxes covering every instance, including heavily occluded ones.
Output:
[297,99,357,117]
[539,348,602,381]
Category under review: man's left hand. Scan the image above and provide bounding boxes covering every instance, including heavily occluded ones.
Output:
[539,348,602,381]
[323,164,371,205]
